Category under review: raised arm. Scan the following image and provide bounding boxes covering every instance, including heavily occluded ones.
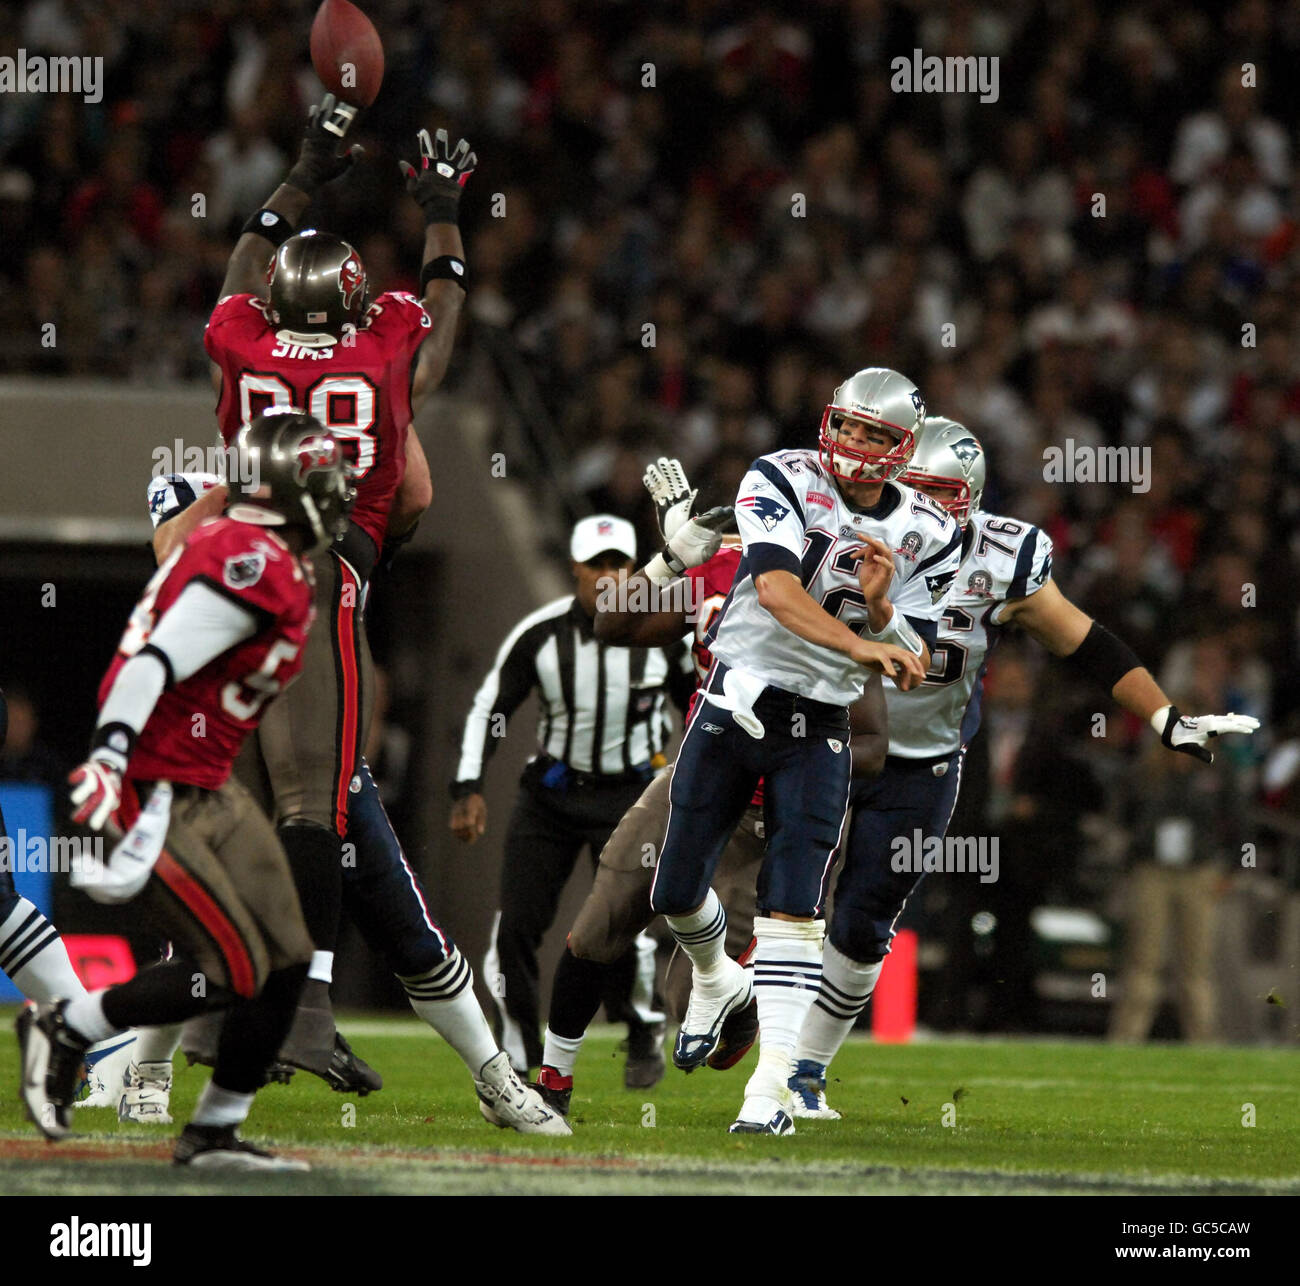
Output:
[399,129,476,415]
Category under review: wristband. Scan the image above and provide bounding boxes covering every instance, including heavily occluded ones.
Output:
[89,722,134,774]
[419,255,467,293]
[644,549,684,587]
[1066,620,1142,692]
[241,208,295,247]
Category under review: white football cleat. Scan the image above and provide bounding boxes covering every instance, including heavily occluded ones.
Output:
[673,956,753,1072]
[475,1051,572,1136]
[75,1033,138,1109]
[729,1090,797,1135]
[788,1060,842,1120]
[118,1060,174,1124]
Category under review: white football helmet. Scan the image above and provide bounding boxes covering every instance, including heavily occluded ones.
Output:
[819,367,926,484]
[900,416,986,526]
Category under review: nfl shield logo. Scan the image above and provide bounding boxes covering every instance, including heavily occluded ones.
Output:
[827,738,843,754]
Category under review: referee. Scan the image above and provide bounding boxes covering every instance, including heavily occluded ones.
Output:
[450,515,692,1078]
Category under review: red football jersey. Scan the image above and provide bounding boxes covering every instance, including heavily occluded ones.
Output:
[204,290,433,551]
[684,545,764,807]
[98,518,315,789]
[687,544,742,685]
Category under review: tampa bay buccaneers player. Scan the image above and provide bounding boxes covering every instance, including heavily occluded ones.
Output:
[166,95,477,1086]
[17,411,351,1169]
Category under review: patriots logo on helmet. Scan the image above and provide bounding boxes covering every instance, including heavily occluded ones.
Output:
[950,436,980,465]
[911,389,926,419]
[737,495,789,531]
[339,254,364,309]
[295,433,341,482]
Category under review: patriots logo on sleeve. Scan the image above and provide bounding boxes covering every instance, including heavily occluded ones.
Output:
[1033,552,1053,586]
[737,495,790,532]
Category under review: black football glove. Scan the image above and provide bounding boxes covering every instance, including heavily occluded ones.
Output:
[399,128,476,225]
[1152,704,1260,764]
[286,94,364,195]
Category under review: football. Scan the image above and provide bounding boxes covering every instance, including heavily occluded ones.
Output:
[309,0,385,108]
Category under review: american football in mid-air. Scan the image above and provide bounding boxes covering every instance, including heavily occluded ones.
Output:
[309,0,385,107]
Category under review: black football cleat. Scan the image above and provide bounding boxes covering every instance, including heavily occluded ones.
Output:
[321,1031,382,1096]
[173,1122,310,1172]
[622,1021,666,1089]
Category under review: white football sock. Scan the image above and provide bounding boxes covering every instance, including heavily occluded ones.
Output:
[795,940,883,1069]
[64,990,119,1043]
[400,949,498,1074]
[739,916,824,1120]
[541,1027,585,1077]
[192,1079,254,1128]
[308,950,334,984]
[134,1023,183,1065]
[666,888,728,980]
[0,898,88,1003]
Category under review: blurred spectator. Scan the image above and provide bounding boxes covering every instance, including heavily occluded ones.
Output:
[1109,673,1246,1042]
[0,685,63,785]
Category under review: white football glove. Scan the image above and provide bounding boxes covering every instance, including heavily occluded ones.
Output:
[68,756,124,831]
[643,507,736,585]
[644,457,697,542]
[1151,705,1260,764]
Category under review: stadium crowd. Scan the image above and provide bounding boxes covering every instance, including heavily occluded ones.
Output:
[2,0,1297,1035]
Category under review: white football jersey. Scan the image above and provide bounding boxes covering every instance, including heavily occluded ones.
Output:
[885,509,1055,757]
[709,448,963,706]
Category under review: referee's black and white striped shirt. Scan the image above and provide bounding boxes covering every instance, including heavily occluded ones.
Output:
[454,596,691,794]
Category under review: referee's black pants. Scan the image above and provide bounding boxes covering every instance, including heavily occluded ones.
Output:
[488,763,653,1072]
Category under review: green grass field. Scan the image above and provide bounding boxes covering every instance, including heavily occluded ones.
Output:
[1,1010,1296,1195]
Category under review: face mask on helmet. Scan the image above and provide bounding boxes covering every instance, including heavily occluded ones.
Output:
[818,408,916,484]
[900,469,973,526]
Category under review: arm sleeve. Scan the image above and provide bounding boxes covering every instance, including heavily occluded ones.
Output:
[453,617,542,790]
[143,580,260,684]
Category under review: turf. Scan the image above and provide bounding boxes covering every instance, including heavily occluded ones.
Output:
[1,1009,1296,1195]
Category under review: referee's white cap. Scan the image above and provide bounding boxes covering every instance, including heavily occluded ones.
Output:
[570,514,637,563]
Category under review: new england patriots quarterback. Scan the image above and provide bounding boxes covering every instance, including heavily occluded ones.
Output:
[649,368,956,1134]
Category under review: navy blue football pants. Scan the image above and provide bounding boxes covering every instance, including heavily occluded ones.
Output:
[828,749,964,962]
[650,664,852,919]
[342,759,454,977]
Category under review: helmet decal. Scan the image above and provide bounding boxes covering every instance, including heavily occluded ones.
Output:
[295,432,342,483]
[339,253,365,309]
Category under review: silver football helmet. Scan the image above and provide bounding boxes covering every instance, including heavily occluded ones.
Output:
[819,367,926,484]
[900,416,986,527]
